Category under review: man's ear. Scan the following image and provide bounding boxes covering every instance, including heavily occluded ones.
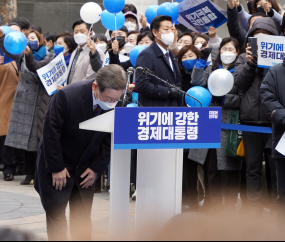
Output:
[92,82,97,91]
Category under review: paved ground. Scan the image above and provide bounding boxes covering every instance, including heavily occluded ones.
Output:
[0,174,136,241]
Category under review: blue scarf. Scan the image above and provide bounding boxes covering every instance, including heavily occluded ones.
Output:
[219,64,235,73]
[64,53,72,67]
[32,46,47,61]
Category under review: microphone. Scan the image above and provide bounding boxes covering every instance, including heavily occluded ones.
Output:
[127,67,135,75]
[122,67,135,106]
[136,66,155,75]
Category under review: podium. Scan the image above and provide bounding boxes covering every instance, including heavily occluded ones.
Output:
[80,107,221,240]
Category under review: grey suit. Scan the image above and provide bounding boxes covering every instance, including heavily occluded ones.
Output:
[66,46,105,84]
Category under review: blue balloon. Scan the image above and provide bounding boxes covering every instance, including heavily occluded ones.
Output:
[130,45,147,67]
[4,31,27,55]
[185,87,212,107]
[101,11,125,31]
[127,103,138,107]
[1,26,14,35]
[145,5,160,24]
[103,0,125,14]
[157,2,179,23]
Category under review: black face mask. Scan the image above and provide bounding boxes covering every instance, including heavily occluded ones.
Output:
[111,36,126,49]
[256,6,266,14]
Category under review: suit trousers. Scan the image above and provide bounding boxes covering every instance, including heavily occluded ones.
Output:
[46,184,93,241]
[243,132,277,209]
[205,149,241,206]
[275,159,285,215]
[24,151,37,176]
[183,152,199,209]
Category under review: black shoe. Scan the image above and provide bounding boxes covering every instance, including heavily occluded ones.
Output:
[20,175,35,185]
[4,173,14,181]
[0,163,4,171]
[15,167,24,176]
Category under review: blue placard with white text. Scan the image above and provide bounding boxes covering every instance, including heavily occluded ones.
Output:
[114,107,222,150]
[179,0,228,33]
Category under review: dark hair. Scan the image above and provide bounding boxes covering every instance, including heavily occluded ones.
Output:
[137,31,154,45]
[212,37,240,71]
[127,30,140,37]
[25,29,45,48]
[178,32,194,43]
[31,25,42,34]
[248,12,268,26]
[177,45,200,70]
[122,4,137,14]
[109,26,128,38]
[72,19,92,32]
[45,32,57,43]
[7,22,22,31]
[10,17,30,30]
[150,15,173,32]
[92,33,108,44]
[252,0,280,14]
[192,33,209,45]
[55,32,77,54]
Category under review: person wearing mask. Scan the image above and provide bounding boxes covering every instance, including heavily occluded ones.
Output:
[36,32,78,145]
[235,18,278,214]
[0,28,55,186]
[124,11,150,33]
[125,30,140,55]
[189,37,242,214]
[92,33,108,54]
[44,32,57,54]
[177,45,202,211]
[35,65,126,241]
[168,32,193,56]
[193,32,222,50]
[260,58,285,219]
[66,19,105,85]
[236,0,282,33]
[10,17,30,34]
[135,15,182,107]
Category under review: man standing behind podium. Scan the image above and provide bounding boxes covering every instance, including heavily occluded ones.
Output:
[136,15,182,107]
[35,65,127,241]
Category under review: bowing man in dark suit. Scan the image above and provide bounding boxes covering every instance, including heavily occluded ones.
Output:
[35,65,127,241]
[135,15,183,107]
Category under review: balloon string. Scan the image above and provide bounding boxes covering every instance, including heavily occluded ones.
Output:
[115,14,117,41]
[88,24,93,37]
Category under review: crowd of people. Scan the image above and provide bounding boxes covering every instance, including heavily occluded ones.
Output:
[1,0,285,240]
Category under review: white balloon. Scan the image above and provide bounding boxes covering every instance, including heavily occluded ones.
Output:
[80,2,102,24]
[208,69,234,97]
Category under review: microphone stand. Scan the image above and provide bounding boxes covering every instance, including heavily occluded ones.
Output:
[136,67,202,107]
[123,67,134,107]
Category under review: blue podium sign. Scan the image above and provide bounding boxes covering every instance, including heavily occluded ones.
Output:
[114,107,222,150]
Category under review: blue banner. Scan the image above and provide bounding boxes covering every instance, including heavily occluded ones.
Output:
[114,107,222,150]
[179,0,228,33]
[0,48,13,65]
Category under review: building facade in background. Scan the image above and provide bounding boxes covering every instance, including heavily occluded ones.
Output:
[17,0,247,37]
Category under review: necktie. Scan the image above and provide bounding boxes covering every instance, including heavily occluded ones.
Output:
[93,105,102,117]
[165,52,171,67]
[67,48,83,84]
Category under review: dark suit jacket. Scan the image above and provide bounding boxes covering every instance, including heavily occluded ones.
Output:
[35,80,111,212]
[135,41,183,107]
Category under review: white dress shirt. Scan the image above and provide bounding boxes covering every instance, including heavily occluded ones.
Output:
[156,43,174,71]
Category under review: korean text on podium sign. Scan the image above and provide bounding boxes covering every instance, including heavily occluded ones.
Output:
[114,107,222,150]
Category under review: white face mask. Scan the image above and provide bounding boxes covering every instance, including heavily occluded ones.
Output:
[120,49,126,55]
[96,43,107,53]
[94,90,118,111]
[221,52,237,65]
[124,42,136,54]
[158,32,175,46]
[195,43,203,51]
[74,33,88,46]
[124,21,137,32]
